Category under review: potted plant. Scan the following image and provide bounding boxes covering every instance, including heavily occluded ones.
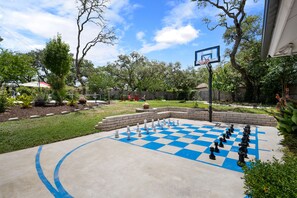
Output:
[143,102,149,109]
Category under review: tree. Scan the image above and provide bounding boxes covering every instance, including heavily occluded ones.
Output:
[88,67,115,94]
[106,52,147,91]
[0,50,35,86]
[43,34,72,105]
[75,0,116,94]
[262,55,297,103]
[213,63,242,101]
[192,0,260,101]
[27,49,49,82]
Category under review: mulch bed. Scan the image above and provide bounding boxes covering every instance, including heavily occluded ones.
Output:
[0,104,97,123]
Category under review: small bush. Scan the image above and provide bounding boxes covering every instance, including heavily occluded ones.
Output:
[6,97,16,107]
[18,94,33,108]
[0,92,8,113]
[243,157,297,198]
[17,86,35,96]
[67,99,78,107]
[34,92,48,107]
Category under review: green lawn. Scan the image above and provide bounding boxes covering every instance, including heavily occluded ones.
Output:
[0,100,273,154]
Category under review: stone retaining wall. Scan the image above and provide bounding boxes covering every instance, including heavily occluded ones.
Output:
[95,108,277,131]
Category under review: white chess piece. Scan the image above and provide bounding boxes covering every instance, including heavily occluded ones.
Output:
[115,130,119,138]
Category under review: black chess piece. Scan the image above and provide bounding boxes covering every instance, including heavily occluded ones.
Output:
[209,147,216,160]
[226,132,230,139]
[241,137,250,147]
[244,125,251,135]
[219,137,224,148]
[230,124,234,133]
[214,141,220,152]
[222,134,227,142]
[237,151,246,167]
[243,132,250,142]
[239,142,249,158]
[227,129,232,136]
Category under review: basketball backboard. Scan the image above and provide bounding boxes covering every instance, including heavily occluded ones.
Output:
[194,45,220,66]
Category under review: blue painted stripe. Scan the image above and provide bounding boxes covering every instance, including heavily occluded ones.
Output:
[53,137,107,197]
[255,127,259,160]
[35,146,60,197]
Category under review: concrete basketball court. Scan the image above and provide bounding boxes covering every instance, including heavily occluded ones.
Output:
[0,119,283,198]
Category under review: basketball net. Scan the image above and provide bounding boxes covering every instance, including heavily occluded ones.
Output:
[198,58,210,66]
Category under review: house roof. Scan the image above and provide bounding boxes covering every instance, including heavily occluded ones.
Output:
[261,0,297,58]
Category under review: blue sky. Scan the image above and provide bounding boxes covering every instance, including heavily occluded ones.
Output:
[0,0,264,68]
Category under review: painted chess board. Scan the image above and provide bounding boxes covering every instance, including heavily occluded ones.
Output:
[110,121,259,173]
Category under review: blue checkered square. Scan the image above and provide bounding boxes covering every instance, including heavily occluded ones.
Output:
[175,149,201,160]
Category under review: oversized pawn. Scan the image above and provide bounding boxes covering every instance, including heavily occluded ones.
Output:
[219,137,224,148]
[138,130,142,137]
[226,131,230,139]
[136,123,140,133]
[214,141,220,153]
[222,134,227,142]
[209,147,216,160]
[144,122,147,130]
[115,130,119,138]
[127,125,130,133]
[237,151,246,167]
[230,124,234,133]
[127,131,131,140]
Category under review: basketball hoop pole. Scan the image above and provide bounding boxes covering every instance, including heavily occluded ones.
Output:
[194,45,220,122]
[207,63,213,122]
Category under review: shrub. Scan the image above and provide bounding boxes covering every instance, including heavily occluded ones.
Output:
[6,97,16,107]
[273,100,297,135]
[17,86,35,96]
[34,92,48,107]
[243,157,297,198]
[0,92,8,113]
[18,94,33,108]
[67,99,78,107]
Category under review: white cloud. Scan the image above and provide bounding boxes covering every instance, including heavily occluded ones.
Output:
[136,31,146,44]
[163,1,198,27]
[140,25,199,53]
[0,0,134,66]
[139,0,201,54]
[155,25,199,45]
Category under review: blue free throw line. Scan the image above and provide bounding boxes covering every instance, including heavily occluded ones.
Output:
[35,146,60,197]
